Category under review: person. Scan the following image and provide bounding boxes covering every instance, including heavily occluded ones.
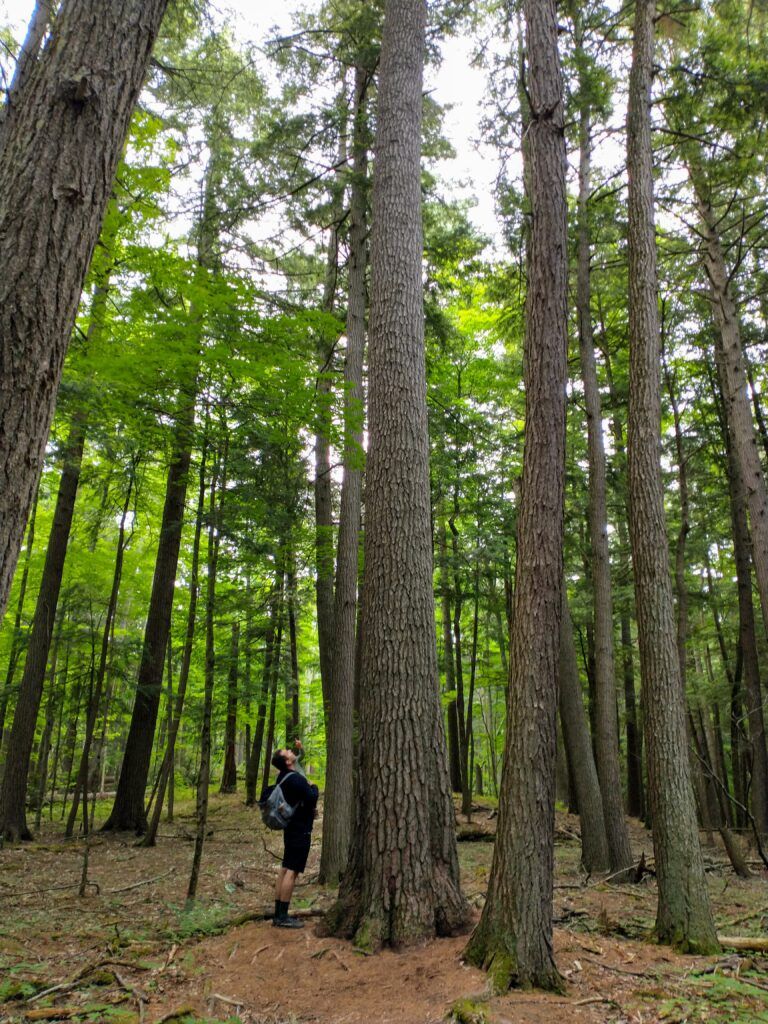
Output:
[268,746,318,928]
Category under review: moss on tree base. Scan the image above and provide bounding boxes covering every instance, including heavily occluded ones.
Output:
[463,921,564,994]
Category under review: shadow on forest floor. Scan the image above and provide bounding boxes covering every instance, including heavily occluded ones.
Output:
[1,794,767,1024]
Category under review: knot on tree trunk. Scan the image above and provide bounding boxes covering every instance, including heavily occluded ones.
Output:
[59,69,100,107]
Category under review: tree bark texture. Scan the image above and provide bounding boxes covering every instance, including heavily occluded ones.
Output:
[319,63,369,886]
[625,0,719,953]
[325,0,468,948]
[464,0,568,990]
[0,0,53,139]
[558,594,610,874]
[0,0,170,623]
[575,82,633,877]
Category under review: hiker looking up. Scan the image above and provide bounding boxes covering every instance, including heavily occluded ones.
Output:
[268,747,318,928]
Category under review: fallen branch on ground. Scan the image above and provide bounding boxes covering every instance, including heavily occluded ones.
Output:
[106,868,174,894]
[718,935,768,953]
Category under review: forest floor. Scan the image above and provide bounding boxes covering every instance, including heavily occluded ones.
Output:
[1,795,767,1024]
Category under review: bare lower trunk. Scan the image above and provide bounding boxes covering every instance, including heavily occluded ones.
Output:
[464,0,568,990]
[625,0,718,954]
[325,0,467,946]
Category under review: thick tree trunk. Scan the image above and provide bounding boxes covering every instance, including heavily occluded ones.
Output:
[625,0,718,953]
[558,594,610,874]
[219,620,239,794]
[0,0,170,623]
[464,0,568,990]
[0,422,85,841]
[325,0,468,948]
[574,60,633,877]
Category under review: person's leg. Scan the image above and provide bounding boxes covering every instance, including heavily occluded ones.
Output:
[278,869,297,903]
[274,867,288,921]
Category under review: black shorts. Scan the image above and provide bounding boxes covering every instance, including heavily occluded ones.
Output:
[282,831,312,873]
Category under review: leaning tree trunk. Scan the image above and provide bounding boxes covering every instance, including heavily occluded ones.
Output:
[0,0,170,624]
[142,433,208,847]
[0,0,53,142]
[0,422,85,841]
[325,0,468,948]
[464,0,568,991]
[625,0,719,954]
[558,593,610,874]
[574,40,634,877]
[712,342,768,834]
[695,189,768,644]
[101,399,195,833]
[65,467,134,836]
[0,483,38,750]
[101,125,230,832]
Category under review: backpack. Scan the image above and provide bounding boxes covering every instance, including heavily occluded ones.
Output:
[260,772,297,830]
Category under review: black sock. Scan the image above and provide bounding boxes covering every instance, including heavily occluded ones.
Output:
[275,900,287,919]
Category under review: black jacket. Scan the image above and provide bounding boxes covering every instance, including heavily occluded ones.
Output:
[276,770,318,833]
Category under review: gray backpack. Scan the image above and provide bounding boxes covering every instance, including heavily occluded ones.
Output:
[260,772,297,830]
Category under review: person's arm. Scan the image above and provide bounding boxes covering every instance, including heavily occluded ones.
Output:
[291,738,307,776]
[285,771,318,808]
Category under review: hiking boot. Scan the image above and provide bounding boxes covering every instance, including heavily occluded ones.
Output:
[272,915,305,929]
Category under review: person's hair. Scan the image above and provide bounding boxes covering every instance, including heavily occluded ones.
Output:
[271,749,289,772]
